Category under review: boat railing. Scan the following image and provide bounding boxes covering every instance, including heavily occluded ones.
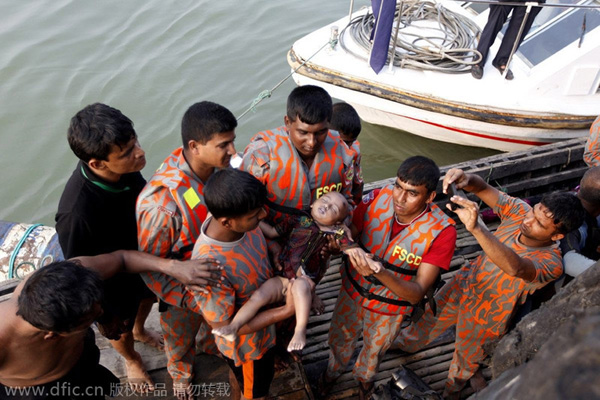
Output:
[341,0,600,75]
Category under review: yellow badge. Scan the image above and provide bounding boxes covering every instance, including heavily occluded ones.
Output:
[183,188,201,209]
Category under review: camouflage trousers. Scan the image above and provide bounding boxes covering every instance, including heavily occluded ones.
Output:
[160,305,219,385]
[143,272,218,385]
[394,273,501,395]
[326,288,405,383]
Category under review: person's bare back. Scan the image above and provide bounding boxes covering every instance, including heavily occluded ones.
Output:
[0,292,87,388]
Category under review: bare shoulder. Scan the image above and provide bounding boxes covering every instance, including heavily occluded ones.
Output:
[0,300,18,366]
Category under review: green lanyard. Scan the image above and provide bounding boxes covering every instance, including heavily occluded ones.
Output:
[81,165,130,193]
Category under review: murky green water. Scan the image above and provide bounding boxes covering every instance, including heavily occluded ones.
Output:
[0,0,497,226]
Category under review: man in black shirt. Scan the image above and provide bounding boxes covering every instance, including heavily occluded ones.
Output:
[55,103,157,391]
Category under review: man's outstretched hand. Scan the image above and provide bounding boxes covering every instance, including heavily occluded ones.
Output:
[172,258,224,293]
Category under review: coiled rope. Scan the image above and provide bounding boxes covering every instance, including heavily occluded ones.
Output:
[341,0,482,73]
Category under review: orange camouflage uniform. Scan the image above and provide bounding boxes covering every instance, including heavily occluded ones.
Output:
[584,115,600,167]
[140,217,278,398]
[136,147,217,386]
[241,127,355,225]
[327,186,455,383]
[395,192,564,395]
[192,218,276,363]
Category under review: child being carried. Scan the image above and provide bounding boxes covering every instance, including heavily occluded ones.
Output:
[212,191,354,352]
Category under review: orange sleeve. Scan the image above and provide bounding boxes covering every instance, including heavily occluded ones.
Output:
[136,189,181,257]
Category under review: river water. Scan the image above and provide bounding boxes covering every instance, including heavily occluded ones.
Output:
[0,0,498,226]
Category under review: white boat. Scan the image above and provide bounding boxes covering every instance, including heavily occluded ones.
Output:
[288,0,600,151]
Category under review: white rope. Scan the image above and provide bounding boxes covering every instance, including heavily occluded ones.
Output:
[341,0,483,73]
[237,39,334,121]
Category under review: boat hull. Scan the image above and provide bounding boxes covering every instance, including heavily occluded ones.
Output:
[289,50,591,152]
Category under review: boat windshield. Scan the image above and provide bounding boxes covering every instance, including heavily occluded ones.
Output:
[520,0,600,66]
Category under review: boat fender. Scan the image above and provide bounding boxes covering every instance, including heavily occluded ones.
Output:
[0,221,64,282]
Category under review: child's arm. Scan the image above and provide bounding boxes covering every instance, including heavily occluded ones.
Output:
[259,221,280,239]
[327,226,357,255]
[267,240,284,271]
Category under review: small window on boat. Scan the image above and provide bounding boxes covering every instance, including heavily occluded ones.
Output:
[463,1,489,15]
[518,0,600,66]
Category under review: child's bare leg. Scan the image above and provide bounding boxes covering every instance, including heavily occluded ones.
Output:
[287,276,315,352]
[213,277,287,341]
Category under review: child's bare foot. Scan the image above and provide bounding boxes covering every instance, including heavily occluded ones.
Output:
[126,352,154,393]
[287,329,306,352]
[133,328,164,350]
[212,325,238,342]
[173,382,193,400]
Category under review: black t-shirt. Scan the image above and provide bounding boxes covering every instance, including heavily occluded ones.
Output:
[55,161,146,258]
[55,161,149,326]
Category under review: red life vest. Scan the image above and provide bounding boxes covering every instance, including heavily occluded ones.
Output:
[245,127,354,224]
[343,185,454,315]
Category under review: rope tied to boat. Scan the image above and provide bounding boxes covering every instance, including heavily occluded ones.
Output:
[237,36,338,121]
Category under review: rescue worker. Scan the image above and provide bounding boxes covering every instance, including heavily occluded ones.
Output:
[241,85,356,226]
[330,102,364,206]
[138,169,297,400]
[394,168,585,399]
[136,101,237,399]
[319,156,457,400]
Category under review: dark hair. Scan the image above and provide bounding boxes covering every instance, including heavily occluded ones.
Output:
[286,85,332,125]
[67,103,135,162]
[578,167,600,206]
[17,261,103,333]
[331,102,361,139]
[397,156,440,194]
[181,101,237,148]
[540,191,585,234]
[204,169,267,218]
